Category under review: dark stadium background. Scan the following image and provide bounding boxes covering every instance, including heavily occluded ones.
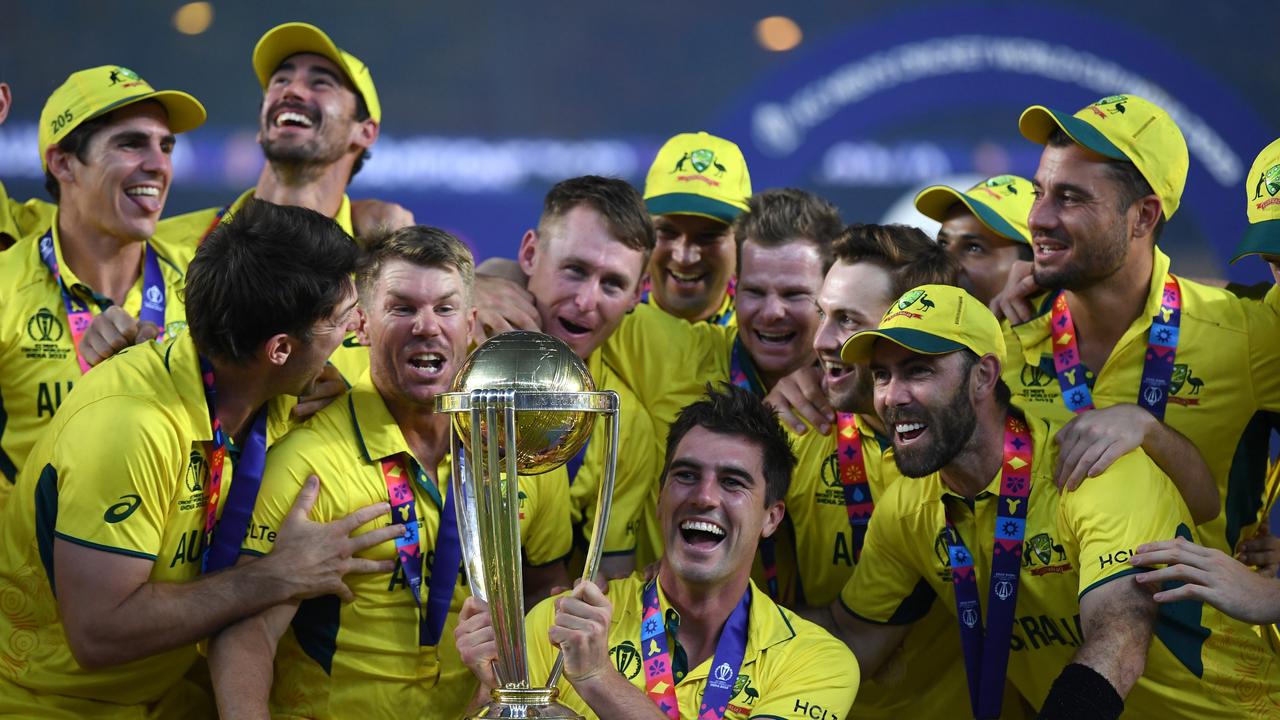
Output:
[2,1,1274,282]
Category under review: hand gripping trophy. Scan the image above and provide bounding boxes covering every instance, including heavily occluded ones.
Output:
[437,331,619,719]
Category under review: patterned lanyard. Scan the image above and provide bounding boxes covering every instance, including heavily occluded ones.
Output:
[566,440,590,487]
[198,205,231,243]
[197,355,269,574]
[836,413,872,562]
[728,342,777,597]
[1049,277,1182,419]
[946,413,1032,719]
[641,579,751,720]
[727,337,763,397]
[382,450,461,646]
[37,229,167,374]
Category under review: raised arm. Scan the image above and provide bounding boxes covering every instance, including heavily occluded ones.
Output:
[1039,576,1155,719]
[55,477,398,668]
[1130,536,1280,625]
[1053,405,1218,524]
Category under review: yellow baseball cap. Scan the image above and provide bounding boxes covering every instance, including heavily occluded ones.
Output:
[1231,138,1280,263]
[840,284,1005,365]
[643,131,751,224]
[39,65,205,171]
[252,22,381,124]
[914,174,1034,244]
[1019,95,1188,220]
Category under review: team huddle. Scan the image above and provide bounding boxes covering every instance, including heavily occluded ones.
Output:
[0,19,1279,720]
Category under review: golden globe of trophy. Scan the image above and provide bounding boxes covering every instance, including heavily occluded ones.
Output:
[436,331,619,720]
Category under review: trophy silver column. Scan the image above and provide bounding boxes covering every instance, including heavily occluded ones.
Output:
[436,331,619,720]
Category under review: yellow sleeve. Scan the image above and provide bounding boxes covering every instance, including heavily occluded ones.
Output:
[0,183,55,243]
[50,397,184,558]
[1058,448,1191,598]
[1244,293,1280,411]
[154,205,224,246]
[523,589,564,681]
[520,466,573,566]
[601,304,731,427]
[748,622,860,720]
[242,428,332,556]
[838,484,936,624]
[577,403,661,556]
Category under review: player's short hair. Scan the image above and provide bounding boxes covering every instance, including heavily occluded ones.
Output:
[43,113,114,202]
[186,199,359,364]
[661,383,796,506]
[356,224,475,307]
[833,223,961,298]
[538,175,655,260]
[733,188,843,275]
[1045,127,1165,241]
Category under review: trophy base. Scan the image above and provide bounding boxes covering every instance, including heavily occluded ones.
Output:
[468,687,583,719]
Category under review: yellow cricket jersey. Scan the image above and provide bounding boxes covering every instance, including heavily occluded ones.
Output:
[601,303,738,568]
[0,215,194,505]
[156,188,369,384]
[0,334,292,719]
[841,412,1280,716]
[784,416,974,719]
[569,350,662,559]
[240,370,572,720]
[525,575,858,720]
[0,181,55,247]
[1003,248,1280,555]
[639,281,737,328]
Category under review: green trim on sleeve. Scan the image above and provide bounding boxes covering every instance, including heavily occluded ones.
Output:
[53,531,159,562]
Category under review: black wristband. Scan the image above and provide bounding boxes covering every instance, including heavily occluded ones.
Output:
[1037,662,1124,720]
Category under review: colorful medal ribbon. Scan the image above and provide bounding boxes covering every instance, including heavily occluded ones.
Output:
[641,579,751,720]
[1136,277,1182,420]
[38,230,167,374]
[1048,292,1094,414]
[1049,278,1182,420]
[727,336,762,396]
[728,336,777,597]
[198,205,231,243]
[710,278,737,327]
[197,355,268,574]
[566,440,590,487]
[382,452,461,646]
[836,412,873,562]
[947,413,1032,719]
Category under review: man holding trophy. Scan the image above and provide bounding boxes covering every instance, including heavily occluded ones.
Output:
[208,226,573,718]
[456,384,861,719]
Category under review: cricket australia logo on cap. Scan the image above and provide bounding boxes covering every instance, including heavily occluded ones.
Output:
[672,148,727,186]
[1253,164,1280,211]
[108,67,145,88]
[977,175,1020,200]
[1089,94,1129,118]
[882,288,936,323]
